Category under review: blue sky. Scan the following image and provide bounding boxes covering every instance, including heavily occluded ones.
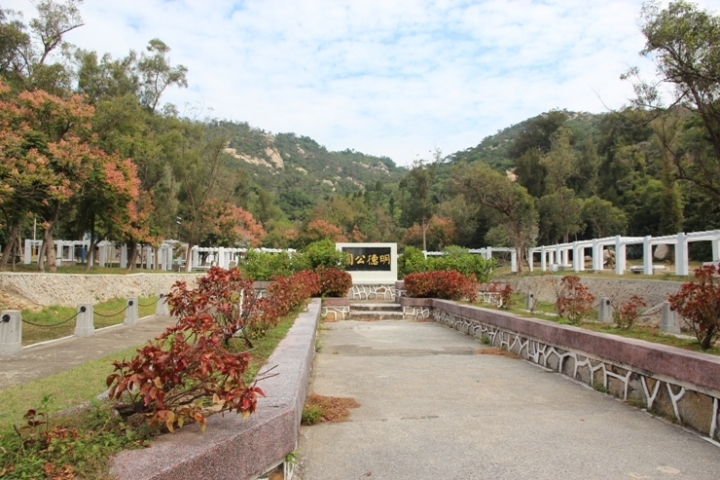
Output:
[6,0,720,166]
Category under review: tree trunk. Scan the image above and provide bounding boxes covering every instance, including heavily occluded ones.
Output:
[85,214,95,272]
[0,222,19,269]
[43,226,57,272]
[38,240,46,271]
[127,241,139,271]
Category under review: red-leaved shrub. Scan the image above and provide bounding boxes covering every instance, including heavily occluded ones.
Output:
[555,275,595,324]
[487,282,514,309]
[107,267,319,432]
[669,264,720,350]
[613,295,647,329]
[403,270,478,301]
[317,266,352,297]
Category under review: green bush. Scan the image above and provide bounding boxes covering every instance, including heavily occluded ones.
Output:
[302,239,348,270]
[399,245,495,283]
[398,246,428,277]
[240,249,309,281]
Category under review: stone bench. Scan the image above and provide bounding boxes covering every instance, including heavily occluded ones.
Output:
[630,265,667,274]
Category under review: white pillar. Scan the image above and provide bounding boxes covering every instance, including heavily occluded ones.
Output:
[643,236,653,275]
[510,250,518,273]
[0,310,22,356]
[192,246,200,269]
[74,304,94,337]
[541,247,547,272]
[572,242,581,272]
[120,245,128,269]
[55,242,63,266]
[712,236,720,262]
[614,236,625,275]
[592,240,603,271]
[218,247,227,269]
[676,232,689,276]
[24,239,32,264]
[99,245,107,267]
[485,247,493,261]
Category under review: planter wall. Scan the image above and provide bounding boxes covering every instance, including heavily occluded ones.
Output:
[321,297,350,321]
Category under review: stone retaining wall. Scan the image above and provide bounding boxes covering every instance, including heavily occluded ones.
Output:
[0,273,202,309]
[503,275,683,307]
[109,298,321,480]
[431,299,720,441]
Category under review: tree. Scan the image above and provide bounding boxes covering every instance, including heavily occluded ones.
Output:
[456,163,538,272]
[580,196,628,238]
[537,128,584,243]
[0,0,83,93]
[137,38,187,113]
[399,161,436,251]
[627,1,720,199]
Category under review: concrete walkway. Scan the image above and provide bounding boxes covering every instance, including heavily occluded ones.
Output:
[296,319,720,480]
[0,314,175,390]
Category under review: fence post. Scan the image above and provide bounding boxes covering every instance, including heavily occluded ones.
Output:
[124,298,139,326]
[526,292,536,311]
[156,293,169,316]
[0,310,22,356]
[661,301,681,334]
[74,304,94,337]
[598,297,613,323]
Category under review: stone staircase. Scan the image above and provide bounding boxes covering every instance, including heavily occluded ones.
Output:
[350,301,404,321]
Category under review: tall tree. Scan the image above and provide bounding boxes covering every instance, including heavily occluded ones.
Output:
[627,0,720,199]
[456,163,538,272]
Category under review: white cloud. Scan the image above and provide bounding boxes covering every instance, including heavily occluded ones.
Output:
[5,0,720,166]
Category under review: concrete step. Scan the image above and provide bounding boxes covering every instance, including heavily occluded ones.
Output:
[350,310,405,321]
[350,302,401,312]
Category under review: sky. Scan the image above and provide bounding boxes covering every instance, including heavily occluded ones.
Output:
[5,0,720,167]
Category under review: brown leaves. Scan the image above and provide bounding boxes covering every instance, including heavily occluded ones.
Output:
[669,265,720,349]
[556,275,595,324]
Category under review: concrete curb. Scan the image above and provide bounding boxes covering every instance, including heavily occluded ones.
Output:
[109,298,321,480]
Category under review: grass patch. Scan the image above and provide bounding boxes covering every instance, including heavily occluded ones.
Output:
[20,296,160,345]
[478,295,720,355]
[0,308,304,479]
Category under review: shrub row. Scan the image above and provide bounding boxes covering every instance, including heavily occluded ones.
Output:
[403,270,478,301]
[398,246,495,283]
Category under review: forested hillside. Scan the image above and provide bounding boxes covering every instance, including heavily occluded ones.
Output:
[395,2,720,266]
[2,0,720,271]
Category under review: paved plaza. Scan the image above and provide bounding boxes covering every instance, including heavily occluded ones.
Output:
[296,319,720,480]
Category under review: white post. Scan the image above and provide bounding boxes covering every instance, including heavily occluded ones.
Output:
[510,249,518,273]
[99,244,107,267]
[120,245,128,269]
[676,232,689,276]
[218,247,227,269]
[74,304,94,337]
[55,242,62,266]
[24,239,32,264]
[0,310,22,356]
[540,247,547,272]
[156,293,170,316]
[145,246,153,269]
[598,298,613,323]
[661,301,681,334]
[192,246,200,270]
[713,236,720,262]
[615,236,625,275]
[643,236,653,275]
[124,298,139,326]
[485,247,493,261]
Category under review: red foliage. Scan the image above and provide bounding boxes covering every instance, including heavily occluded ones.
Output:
[555,275,595,324]
[669,264,720,350]
[305,218,347,242]
[106,267,319,432]
[404,270,478,301]
[317,266,352,297]
[487,283,514,309]
[613,295,647,329]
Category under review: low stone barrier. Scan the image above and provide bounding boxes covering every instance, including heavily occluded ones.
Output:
[430,300,720,441]
[109,298,321,480]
